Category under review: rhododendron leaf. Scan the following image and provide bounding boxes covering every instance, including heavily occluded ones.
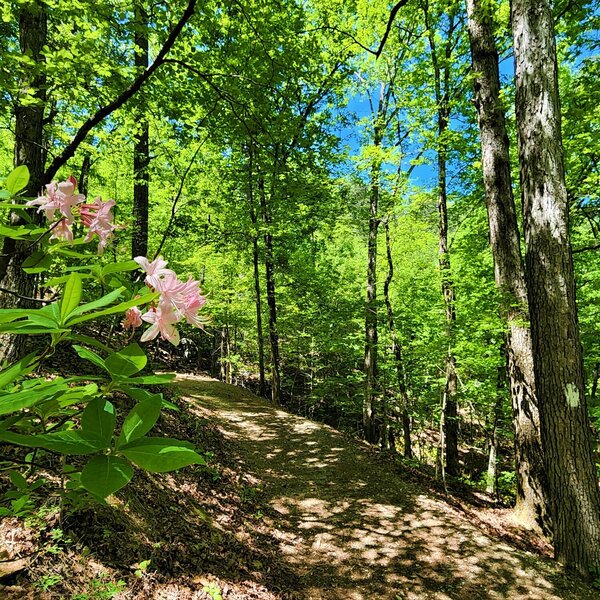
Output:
[124,373,176,385]
[0,352,39,390]
[0,380,68,415]
[5,165,29,196]
[73,345,108,371]
[60,273,83,321]
[67,288,125,320]
[0,322,68,334]
[0,309,35,324]
[22,251,52,274]
[105,343,147,378]
[117,394,162,446]
[81,456,133,498]
[0,430,105,454]
[119,437,205,472]
[67,291,158,325]
[81,397,115,446]
[101,260,139,276]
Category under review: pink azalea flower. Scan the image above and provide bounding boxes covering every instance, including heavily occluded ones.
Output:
[49,218,74,242]
[80,197,117,254]
[133,256,176,290]
[140,306,180,346]
[123,306,143,330]
[160,277,206,326]
[27,177,85,222]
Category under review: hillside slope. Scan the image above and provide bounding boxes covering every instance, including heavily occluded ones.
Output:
[2,373,598,600]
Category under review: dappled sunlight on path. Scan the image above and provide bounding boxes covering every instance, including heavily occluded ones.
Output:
[176,374,594,600]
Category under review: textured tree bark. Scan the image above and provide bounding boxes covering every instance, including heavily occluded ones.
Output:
[423,3,459,476]
[512,0,600,575]
[258,174,281,405]
[79,153,91,197]
[466,0,550,535]
[247,146,267,398]
[383,219,412,458]
[591,362,599,406]
[486,354,506,497]
[0,1,47,363]
[131,3,149,259]
[363,129,381,445]
[437,118,459,477]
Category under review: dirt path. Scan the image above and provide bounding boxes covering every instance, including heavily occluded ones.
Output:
[176,374,597,600]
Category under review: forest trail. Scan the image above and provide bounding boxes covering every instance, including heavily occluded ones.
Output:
[176,374,595,600]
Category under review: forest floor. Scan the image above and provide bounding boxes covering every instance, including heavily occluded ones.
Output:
[2,373,600,599]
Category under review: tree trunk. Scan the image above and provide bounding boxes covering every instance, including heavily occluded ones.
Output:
[423,4,459,476]
[79,153,91,197]
[383,218,412,458]
[247,146,267,397]
[486,351,506,497]
[466,0,550,535]
[0,1,47,364]
[590,361,599,406]
[258,174,281,405]
[512,0,600,575]
[131,2,149,259]
[363,135,380,444]
[437,123,459,477]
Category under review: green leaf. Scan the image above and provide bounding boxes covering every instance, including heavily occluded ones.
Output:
[119,437,205,472]
[81,397,115,445]
[0,380,69,416]
[9,471,28,490]
[105,343,147,378]
[101,260,139,277]
[6,165,29,195]
[0,352,39,390]
[117,386,178,411]
[60,273,83,322]
[67,291,158,325]
[0,309,33,324]
[117,395,162,446]
[73,345,107,371]
[67,334,112,354]
[81,456,133,498]
[0,430,105,454]
[22,251,53,274]
[125,373,176,385]
[0,321,68,335]
[65,288,124,319]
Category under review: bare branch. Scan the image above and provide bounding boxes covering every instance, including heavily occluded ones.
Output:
[43,0,197,183]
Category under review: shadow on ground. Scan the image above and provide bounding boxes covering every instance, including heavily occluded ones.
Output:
[176,374,599,600]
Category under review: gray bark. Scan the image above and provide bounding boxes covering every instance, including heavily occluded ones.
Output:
[423,2,459,476]
[466,0,550,535]
[512,0,600,574]
[0,1,47,363]
[383,218,412,458]
[258,171,281,405]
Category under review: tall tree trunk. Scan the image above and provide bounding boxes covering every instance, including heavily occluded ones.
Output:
[512,0,600,575]
[437,109,459,477]
[383,218,412,458]
[79,153,91,197]
[466,0,550,535]
[258,174,281,405]
[0,1,47,363]
[363,123,381,445]
[590,361,599,406]
[486,347,506,497]
[131,2,149,259]
[247,145,267,397]
[423,4,459,476]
